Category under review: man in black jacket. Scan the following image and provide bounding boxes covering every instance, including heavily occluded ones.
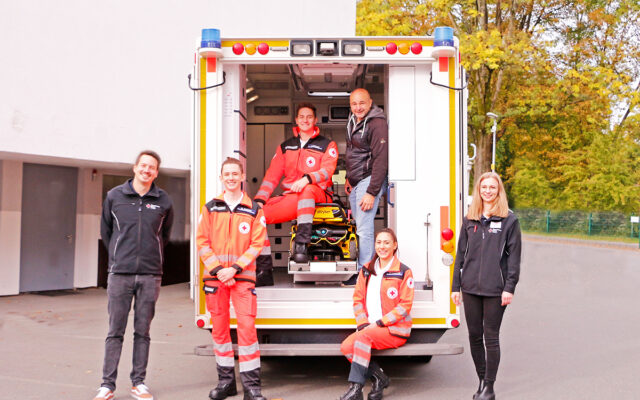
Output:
[343,88,389,286]
[93,150,173,400]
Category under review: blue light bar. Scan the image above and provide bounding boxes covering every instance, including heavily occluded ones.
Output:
[201,28,221,48]
[434,26,454,47]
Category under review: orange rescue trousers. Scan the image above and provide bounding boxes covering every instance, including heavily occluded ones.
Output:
[262,185,330,226]
[340,326,406,384]
[206,281,261,389]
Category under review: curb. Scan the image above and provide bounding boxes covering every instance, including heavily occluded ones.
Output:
[524,233,640,251]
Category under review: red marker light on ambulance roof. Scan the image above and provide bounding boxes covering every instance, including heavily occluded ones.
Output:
[232,43,244,55]
[386,42,397,54]
[442,228,453,241]
[411,42,423,54]
[196,318,205,328]
[258,42,269,55]
[451,319,460,328]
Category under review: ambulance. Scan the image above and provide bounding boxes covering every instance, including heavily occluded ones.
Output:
[189,27,469,357]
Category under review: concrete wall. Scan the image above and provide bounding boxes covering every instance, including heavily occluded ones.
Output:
[0,161,23,295]
[73,168,103,288]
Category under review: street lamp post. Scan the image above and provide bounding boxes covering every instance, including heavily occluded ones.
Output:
[486,112,498,172]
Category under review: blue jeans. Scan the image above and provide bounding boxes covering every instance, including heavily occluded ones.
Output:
[349,176,386,269]
[101,273,161,390]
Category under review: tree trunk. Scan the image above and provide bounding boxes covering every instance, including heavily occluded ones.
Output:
[472,130,493,183]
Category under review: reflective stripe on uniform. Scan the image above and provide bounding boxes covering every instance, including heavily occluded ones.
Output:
[297,199,316,210]
[394,305,408,317]
[214,341,233,353]
[297,214,314,224]
[198,246,212,258]
[260,245,271,255]
[238,342,260,356]
[388,325,411,336]
[239,357,261,372]
[352,354,370,368]
[215,354,235,367]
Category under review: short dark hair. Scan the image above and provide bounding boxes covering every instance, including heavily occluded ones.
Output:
[221,157,244,174]
[135,150,161,168]
[296,102,316,118]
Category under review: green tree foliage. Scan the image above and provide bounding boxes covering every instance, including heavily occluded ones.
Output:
[356,0,640,212]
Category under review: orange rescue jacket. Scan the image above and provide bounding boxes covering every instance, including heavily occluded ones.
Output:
[196,192,267,285]
[353,257,415,339]
[255,126,338,202]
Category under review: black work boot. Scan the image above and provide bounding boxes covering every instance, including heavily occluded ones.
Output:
[476,381,495,400]
[472,378,484,399]
[255,254,274,287]
[243,389,266,400]
[339,382,364,400]
[292,242,309,263]
[367,362,389,400]
[209,366,237,400]
[240,369,266,400]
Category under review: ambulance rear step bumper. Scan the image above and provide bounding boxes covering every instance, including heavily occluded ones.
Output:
[194,343,463,357]
[288,260,357,273]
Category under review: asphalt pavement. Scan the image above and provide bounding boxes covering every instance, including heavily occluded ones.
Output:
[1,235,638,399]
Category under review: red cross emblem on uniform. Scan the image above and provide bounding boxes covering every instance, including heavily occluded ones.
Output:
[306,157,316,167]
[239,222,250,234]
[407,277,414,289]
[387,287,398,299]
[329,148,337,158]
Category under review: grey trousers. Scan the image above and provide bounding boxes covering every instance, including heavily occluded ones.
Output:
[101,274,161,390]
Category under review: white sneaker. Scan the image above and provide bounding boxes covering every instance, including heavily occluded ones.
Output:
[93,387,114,400]
[131,383,154,400]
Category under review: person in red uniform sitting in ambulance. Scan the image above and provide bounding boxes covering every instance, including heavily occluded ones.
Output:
[196,157,269,400]
[339,228,414,400]
[254,102,339,270]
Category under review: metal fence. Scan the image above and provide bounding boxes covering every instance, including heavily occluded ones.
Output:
[513,209,640,239]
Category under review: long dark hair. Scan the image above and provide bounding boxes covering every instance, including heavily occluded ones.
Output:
[364,228,399,275]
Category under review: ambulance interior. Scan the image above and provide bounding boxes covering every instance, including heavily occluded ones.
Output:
[243,62,395,287]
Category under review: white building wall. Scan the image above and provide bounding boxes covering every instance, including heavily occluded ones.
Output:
[0,0,356,171]
[0,0,355,293]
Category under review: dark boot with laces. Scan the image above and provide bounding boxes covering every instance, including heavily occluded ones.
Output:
[367,362,389,400]
[339,382,364,400]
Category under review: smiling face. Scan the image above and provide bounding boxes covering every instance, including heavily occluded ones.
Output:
[220,162,245,194]
[479,176,499,205]
[295,107,317,134]
[350,89,373,122]
[132,154,159,187]
[375,231,398,262]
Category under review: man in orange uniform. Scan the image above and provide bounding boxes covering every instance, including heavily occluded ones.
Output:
[254,102,338,265]
[196,157,268,400]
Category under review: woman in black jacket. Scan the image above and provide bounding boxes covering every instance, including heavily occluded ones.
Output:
[451,172,522,400]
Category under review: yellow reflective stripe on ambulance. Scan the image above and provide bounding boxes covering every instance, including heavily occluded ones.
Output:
[227,318,448,325]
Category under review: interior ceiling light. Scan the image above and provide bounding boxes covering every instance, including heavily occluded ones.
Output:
[247,94,259,103]
[308,91,351,97]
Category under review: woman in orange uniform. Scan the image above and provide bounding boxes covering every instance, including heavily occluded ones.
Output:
[339,228,414,400]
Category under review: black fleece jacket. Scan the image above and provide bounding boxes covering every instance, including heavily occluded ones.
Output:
[452,211,522,296]
[101,179,174,275]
